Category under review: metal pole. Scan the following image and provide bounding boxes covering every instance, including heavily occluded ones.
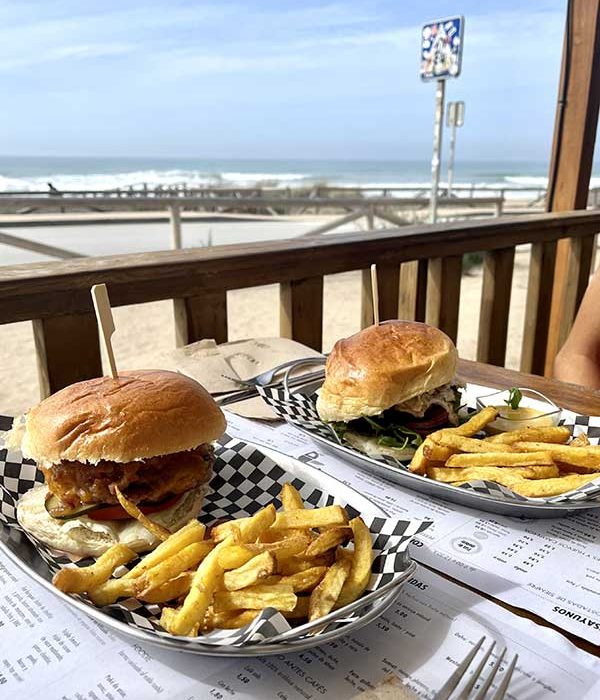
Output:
[429,79,445,223]
[447,120,457,197]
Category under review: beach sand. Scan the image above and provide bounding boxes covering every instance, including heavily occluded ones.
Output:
[0,216,572,415]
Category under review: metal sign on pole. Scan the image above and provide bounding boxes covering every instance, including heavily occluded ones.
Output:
[420,16,464,223]
[446,100,465,197]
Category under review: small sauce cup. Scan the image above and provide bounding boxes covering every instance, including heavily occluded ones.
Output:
[475,388,562,434]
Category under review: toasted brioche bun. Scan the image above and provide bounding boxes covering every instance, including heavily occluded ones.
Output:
[316,321,457,423]
[17,484,207,557]
[20,369,226,465]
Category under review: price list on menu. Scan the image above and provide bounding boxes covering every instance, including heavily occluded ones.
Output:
[2,552,599,700]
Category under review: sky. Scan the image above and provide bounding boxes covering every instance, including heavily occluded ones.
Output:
[0,0,568,161]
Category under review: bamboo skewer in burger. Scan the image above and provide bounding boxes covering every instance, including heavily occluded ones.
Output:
[316,321,463,460]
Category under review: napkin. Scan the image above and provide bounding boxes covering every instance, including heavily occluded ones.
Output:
[158,337,323,421]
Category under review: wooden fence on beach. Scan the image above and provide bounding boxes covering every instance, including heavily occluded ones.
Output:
[0,193,506,260]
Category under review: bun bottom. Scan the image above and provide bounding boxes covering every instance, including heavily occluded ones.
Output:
[344,431,416,461]
[17,484,207,558]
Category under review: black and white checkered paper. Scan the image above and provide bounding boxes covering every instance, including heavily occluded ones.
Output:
[257,385,600,506]
[0,416,430,648]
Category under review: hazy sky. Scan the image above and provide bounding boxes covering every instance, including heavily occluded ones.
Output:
[0,1,567,160]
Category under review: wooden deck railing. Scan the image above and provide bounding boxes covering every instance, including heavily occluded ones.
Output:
[0,210,598,398]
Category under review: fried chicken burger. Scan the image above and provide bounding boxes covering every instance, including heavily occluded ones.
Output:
[12,370,225,557]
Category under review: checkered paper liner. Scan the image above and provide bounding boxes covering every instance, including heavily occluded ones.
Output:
[0,418,430,648]
[257,385,600,505]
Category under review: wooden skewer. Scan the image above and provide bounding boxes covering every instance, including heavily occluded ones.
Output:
[370,263,379,326]
[91,283,118,379]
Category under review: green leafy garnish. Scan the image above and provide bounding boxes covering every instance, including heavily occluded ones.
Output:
[505,387,523,410]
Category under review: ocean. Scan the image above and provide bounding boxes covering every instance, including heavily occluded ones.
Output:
[2,155,596,194]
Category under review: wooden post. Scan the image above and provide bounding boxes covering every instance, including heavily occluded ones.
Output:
[33,313,102,397]
[399,260,428,322]
[426,256,462,342]
[477,248,515,366]
[279,277,323,351]
[173,292,228,347]
[544,0,600,375]
[170,203,182,249]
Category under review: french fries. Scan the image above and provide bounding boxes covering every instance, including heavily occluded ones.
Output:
[88,577,137,606]
[53,544,137,594]
[113,486,172,542]
[485,425,571,445]
[454,472,600,498]
[52,484,378,639]
[214,584,297,613]
[422,406,600,499]
[278,566,328,592]
[305,527,352,557]
[433,433,515,453]
[217,545,255,570]
[271,505,349,531]
[422,442,457,462]
[445,451,554,468]
[123,519,206,579]
[513,442,600,470]
[430,466,559,487]
[281,482,305,511]
[408,440,429,474]
[136,541,213,593]
[309,553,352,621]
[140,572,193,604]
[433,406,498,438]
[571,433,591,448]
[410,407,499,474]
[336,517,373,608]
[223,551,276,591]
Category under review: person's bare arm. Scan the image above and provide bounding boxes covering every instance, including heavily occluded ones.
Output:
[554,267,600,388]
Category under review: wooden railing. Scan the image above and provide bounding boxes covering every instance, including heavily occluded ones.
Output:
[0,210,598,398]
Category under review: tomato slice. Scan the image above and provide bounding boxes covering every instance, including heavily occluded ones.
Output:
[404,405,450,435]
[88,494,181,521]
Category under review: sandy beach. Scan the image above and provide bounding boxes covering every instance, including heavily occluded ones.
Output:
[0,215,570,415]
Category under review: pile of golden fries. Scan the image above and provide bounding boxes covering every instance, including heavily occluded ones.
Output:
[52,483,373,638]
[409,407,600,498]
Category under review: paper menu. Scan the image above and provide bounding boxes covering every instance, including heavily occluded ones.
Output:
[1,550,599,700]
[222,409,600,646]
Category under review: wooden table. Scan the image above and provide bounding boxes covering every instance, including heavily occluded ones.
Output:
[458,359,600,415]
[437,360,600,657]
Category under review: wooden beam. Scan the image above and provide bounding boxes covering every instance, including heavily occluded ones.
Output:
[426,256,462,342]
[545,0,600,374]
[2,211,600,325]
[0,230,83,259]
[173,292,228,347]
[32,313,102,397]
[521,241,558,373]
[280,277,323,351]
[399,260,428,322]
[477,247,515,366]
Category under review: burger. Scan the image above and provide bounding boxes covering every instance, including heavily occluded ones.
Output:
[316,321,462,460]
[10,369,225,557]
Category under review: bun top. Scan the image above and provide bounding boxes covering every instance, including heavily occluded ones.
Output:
[22,370,226,465]
[316,321,457,423]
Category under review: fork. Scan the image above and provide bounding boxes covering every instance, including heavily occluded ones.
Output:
[221,356,326,388]
[434,636,518,700]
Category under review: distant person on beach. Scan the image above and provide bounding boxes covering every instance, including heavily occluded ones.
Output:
[554,268,600,389]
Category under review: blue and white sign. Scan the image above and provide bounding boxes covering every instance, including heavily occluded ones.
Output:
[420,16,464,81]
